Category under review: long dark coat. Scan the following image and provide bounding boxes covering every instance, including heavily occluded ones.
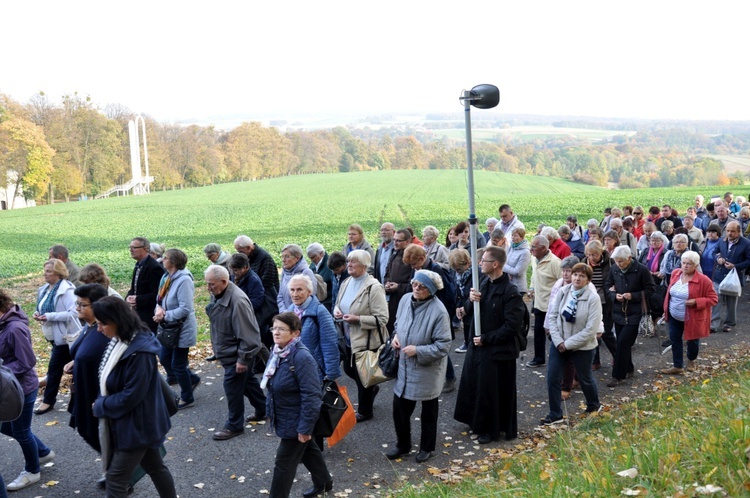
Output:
[454,273,525,440]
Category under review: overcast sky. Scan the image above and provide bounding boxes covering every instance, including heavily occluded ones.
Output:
[2,1,748,124]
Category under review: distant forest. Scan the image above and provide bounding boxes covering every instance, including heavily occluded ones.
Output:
[2,93,750,204]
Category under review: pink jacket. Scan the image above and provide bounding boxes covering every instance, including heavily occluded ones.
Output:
[663,269,718,340]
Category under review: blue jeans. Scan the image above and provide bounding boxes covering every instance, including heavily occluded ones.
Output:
[0,472,7,498]
[546,345,599,419]
[223,364,266,432]
[159,346,200,403]
[668,318,699,368]
[1,391,52,474]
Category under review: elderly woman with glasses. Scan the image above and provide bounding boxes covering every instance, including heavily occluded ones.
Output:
[661,251,717,375]
[604,246,655,387]
[333,250,388,422]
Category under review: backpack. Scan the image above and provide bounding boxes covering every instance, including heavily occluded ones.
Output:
[314,274,328,302]
[0,360,24,422]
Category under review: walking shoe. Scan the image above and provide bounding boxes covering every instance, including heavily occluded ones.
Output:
[212,429,243,441]
[661,344,672,356]
[191,378,201,391]
[385,447,410,460]
[525,359,545,368]
[441,378,455,394]
[205,354,217,361]
[540,415,564,426]
[592,362,601,371]
[722,325,732,333]
[476,434,497,444]
[302,479,333,498]
[585,404,604,414]
[660,366,684,375]
[6,471,40,491]
[455,343,468,353]
[177,400,195,410]
[606,378,624,388]
[415,450,434,463]
[245,412,266,423]
[38,450,55,465]
[661,338,672,348]
[686,360,696,371]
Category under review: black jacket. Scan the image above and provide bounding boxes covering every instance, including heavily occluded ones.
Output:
[463,273,525,360]
[127,255,164,332]
[605,260,655,325]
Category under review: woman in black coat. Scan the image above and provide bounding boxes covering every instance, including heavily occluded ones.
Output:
[65,284,110,454]
[92,297,176,498]
[604,246,655,387]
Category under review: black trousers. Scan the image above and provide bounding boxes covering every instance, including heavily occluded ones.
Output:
[106,447,176,498]
[532,308,547,363]
[43,343,72,405]
[342,346,378,417]
[270,438,330,498]
[392,394,439,453]
[612,322,639,380]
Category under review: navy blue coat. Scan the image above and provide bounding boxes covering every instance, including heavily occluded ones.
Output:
[92,331,171,451]
[292,296,341,380]
[711,235,750,286]
[265,343,322,439]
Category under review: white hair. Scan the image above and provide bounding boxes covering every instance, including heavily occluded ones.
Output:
[234,235,253,248]
[306,243,325,257]
[540,226,559,240]
[288,274,314,293]
[611,246,632,260]
[204,265,229,281]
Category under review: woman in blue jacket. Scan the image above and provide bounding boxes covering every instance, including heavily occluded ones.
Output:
[92,297,176,498]
[262,312,332,498]
[153,249,200,409]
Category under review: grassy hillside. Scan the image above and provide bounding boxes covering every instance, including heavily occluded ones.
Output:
[0,170,717,284]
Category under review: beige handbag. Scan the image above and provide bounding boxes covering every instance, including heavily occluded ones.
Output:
[353,317,389,388]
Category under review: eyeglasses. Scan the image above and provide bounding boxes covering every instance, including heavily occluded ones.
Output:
[480,258,497,264]
[634,212,643,215]
[75,301,91,308]
[271,326,291,333]
[393,238,407,243]
[129,245,145,250]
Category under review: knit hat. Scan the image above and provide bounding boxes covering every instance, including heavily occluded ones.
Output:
[411,269,443,296]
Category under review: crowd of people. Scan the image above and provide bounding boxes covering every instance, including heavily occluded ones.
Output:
[1,192,749,496]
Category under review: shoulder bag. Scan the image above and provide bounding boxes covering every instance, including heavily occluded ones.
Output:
[0,360,24,422]
[156,318,185,349]
[354,316,390,388]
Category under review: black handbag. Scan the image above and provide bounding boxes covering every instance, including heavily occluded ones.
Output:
[313,380,348,437]
[159,376,179,417]
[378,335,399,379]
[0,360,24,422]
[156,319,185,349]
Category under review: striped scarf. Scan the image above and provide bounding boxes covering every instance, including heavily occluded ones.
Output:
[39,280,62,315]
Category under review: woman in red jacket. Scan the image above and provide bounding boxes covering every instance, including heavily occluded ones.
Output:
[661,251,718,374]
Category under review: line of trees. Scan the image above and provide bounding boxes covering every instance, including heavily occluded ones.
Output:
[2,93,749,205]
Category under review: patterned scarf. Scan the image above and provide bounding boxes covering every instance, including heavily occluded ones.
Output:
[261,336,300,389]
[562,287,584,323]
[39,280,62,315]
[156,274,172,306]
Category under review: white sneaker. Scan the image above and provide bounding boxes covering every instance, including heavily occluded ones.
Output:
[6,470,40,491]
[39,450,55,465]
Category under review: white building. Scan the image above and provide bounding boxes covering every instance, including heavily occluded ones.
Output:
[1,171,36,210]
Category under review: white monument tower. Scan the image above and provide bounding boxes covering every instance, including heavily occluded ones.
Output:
[96,114,153,198]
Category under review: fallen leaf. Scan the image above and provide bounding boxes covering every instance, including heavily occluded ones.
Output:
[617,468,639,478]
[194,483,205,489]
[45,420,58,426]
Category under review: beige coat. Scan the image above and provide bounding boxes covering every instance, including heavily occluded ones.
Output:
[335,275,389,353]
[530,251,561,312]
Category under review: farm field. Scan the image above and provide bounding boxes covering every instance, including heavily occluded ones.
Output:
[432,125,635,143]
[0,169,718,286]
[707,154,750,174]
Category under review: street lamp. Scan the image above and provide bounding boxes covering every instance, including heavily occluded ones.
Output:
[459,84,500,337]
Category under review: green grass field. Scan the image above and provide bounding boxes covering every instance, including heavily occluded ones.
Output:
[0,169,718,285]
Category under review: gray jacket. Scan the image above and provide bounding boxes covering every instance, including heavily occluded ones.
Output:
[156,269,198,349]
[206,282,262,366]
[505,240,531,293]
[547,282,601,351]
[392,294,451,401]
[36,279,80,345]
